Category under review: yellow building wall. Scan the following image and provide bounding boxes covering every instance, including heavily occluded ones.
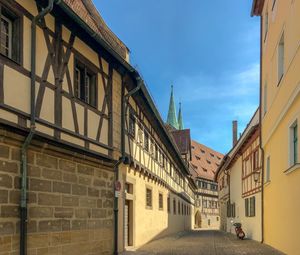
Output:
[117,165,194,250]
[261,0,300,254]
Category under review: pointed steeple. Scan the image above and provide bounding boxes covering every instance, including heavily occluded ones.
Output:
[167,85,179,129]
[178,102,184,130]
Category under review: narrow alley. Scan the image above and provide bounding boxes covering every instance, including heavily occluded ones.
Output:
[122,230,284,255]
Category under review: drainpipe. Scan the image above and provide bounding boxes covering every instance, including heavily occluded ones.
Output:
[113,76,142,255]
[259,14,264,244]
[20,1,54,255]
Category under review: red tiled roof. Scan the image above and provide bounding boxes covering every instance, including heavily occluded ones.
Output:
[169,129,191,155]
[62,0,128,59]
[191,140,223,181]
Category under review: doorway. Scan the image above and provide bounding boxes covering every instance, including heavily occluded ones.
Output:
[124,200,133,247]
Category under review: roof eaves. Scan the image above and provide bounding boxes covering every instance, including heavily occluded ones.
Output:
[251,0,265,16]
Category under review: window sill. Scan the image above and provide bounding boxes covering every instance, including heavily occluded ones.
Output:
[284,163,300,175]
[264,180,271,187]
[145,206,152,210]
[0,53,21,67]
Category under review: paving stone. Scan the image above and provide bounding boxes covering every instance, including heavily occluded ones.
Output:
[121,230,285,255]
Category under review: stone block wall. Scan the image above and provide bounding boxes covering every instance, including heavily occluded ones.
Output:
[0,128,115,255]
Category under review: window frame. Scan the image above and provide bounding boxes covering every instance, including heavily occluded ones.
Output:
[145,187,152,209]
[159,192,163,210]
[289,120,298,166]
[0,1,23,64]
[74,57,98,108]
[277,32,285,85]
[173,198,176,214]
[128,112,136,138]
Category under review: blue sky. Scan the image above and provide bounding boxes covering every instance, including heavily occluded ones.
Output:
[95,0,261,154]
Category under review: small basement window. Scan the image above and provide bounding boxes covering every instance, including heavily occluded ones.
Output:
[74,59,97,107]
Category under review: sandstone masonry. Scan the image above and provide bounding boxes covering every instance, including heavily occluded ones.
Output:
[0,128,115,255]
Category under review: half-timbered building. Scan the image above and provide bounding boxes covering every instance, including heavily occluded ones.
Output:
[190,141,223,229]
[0,0,196,254]
[216,109,262,241]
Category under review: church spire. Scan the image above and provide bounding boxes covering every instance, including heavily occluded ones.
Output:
[178,102,184,130]
[166,85,179,129]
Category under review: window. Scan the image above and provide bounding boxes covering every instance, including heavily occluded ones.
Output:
[203,199,207,208]
[74,59,97,107]
[178,201,180,214]
[290,121,298,166]
[264,82,268,115]
[266,156,271,182]
[144,132,149,152]
[0,4,21,63]
[159,193,163,210]
[138,128,143,144]
[253,150,259,170]
[216,217,219,221]
[182,203,184,215]
[264,11,268,41]
[125,183,133,194]
[1,15,12,58]
[245,197,256,217]
[227,201,236,218]
[173,199,176,214]
[128,113,136,138]
[167,197,170,213]
[278,33,284,84]
[150,140,154,156]
[211,184,218,191]
[146,188,152,208]
[155,144,158,160]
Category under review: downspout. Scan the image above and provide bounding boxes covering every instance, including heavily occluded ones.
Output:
[113,76,142,255]
[20,1,54,255]
[259,14,264,244]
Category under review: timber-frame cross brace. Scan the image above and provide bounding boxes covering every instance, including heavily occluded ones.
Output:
[34,3,112,147]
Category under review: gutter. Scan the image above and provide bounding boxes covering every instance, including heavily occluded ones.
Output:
[20,1,55,255]
[113,75,142,255]
[55,1,135,75]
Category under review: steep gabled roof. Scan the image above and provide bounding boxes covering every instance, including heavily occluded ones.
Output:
[62,0,129,60]
[169,129,191,156]
[191,140,223,181]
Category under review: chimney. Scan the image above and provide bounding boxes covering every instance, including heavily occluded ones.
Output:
[232,120,238,147]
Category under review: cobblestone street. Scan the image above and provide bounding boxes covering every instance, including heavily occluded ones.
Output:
[122,230,285,255]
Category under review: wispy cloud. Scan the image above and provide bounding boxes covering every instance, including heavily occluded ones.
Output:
[175,63,259,101]
[173,63,260,154]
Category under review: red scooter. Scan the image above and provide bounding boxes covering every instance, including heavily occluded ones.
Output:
[233,223,245,240]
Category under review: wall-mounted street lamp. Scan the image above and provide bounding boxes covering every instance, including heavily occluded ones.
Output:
[253,170,261,183]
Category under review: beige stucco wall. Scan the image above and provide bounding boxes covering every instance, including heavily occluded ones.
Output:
[117,165,194,250]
